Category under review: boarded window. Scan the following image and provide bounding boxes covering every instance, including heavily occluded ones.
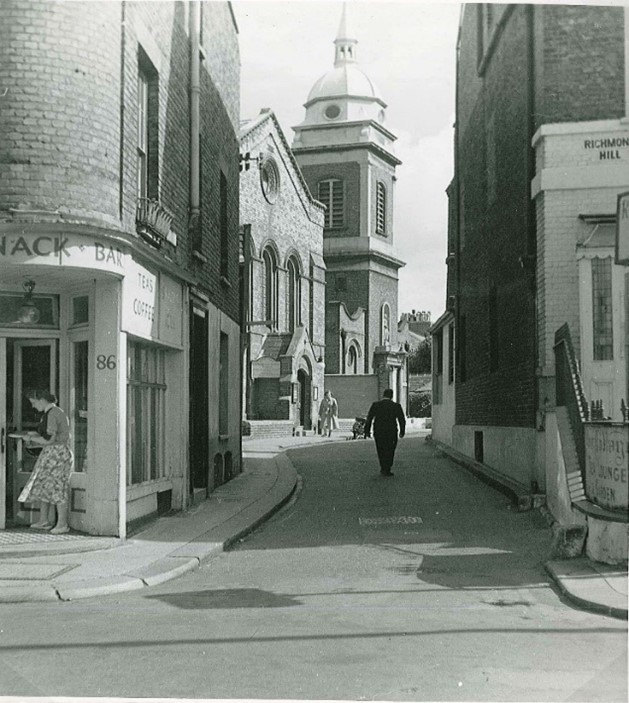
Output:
[318,179,344,228]
[376,181,386,234]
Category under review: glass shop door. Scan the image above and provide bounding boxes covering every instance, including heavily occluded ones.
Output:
[4,339,57,526]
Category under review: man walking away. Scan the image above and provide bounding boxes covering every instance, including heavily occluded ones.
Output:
[364,388,406,477]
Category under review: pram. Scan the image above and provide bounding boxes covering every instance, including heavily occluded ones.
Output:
[352,415,367,439]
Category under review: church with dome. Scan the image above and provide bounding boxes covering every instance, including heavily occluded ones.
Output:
[292,3,408,416]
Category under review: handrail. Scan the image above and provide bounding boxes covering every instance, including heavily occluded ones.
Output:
[554,324,588,471]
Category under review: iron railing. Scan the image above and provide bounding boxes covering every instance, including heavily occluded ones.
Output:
[136,197,174,248]
[554,324,589,471]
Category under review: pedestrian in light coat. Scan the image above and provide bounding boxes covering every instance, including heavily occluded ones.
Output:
[319,390,339,437]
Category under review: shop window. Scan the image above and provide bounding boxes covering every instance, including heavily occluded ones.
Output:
[127,341,167,485]
[0,292,58,328]
[73,340,89,472]
[318,178,344,229]
[592,257,613,360]
[72,296,89,326]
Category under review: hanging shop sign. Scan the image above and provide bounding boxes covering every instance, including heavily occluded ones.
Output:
[122,258,183,347]
[616,191,629,266]
[0,233,128,274]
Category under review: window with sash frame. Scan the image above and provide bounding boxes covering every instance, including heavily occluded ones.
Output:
[127,341,167,485]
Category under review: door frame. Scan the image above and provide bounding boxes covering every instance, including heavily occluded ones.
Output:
[11,338,57,526]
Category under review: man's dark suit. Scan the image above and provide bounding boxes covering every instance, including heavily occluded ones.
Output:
[364,398,406,475]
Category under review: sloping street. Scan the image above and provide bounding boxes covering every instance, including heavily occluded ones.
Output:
[0,436,625,701]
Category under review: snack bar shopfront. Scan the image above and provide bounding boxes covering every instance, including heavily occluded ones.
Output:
[0,230,188,537]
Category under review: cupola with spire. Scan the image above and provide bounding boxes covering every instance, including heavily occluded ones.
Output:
[292,2,398,159]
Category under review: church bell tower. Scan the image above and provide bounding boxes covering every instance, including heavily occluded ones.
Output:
[292,3,406,398]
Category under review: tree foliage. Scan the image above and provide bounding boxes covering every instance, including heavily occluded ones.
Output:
[408,337,432,374]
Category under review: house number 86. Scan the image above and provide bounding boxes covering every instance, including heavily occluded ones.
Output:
[96,354,117,370]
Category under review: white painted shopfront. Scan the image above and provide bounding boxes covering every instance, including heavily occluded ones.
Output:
[0,230,188,537]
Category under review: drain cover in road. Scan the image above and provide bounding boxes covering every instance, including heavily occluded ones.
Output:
[0,563,78,580]
[359,516,423,526]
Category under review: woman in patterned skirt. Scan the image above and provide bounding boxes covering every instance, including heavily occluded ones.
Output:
[19,390,73,534]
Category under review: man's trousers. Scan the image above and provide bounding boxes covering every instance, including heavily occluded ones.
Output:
[374,434,398,473]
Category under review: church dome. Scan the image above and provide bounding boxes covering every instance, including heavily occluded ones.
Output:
[306,64,383,106]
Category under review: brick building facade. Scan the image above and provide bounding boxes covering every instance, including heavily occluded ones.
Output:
[432,4,627,498]
[0,1,241,536]
[240,110,326,436]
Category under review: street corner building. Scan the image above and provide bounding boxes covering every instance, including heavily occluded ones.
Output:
[239,109,327,438]
[291,4,409,422]
[0,1,242,537]
[431,4,628,564]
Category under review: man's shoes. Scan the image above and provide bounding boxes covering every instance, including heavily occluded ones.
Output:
[380,471,394,477]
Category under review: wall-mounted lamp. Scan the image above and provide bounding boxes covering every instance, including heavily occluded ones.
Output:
[239,152,264,172]
[16,279,40,324]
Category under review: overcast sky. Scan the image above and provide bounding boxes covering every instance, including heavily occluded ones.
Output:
[234,0,461,323]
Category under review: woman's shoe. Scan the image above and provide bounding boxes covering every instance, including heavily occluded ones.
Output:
[50,525,70,535]
[30,522,53,530]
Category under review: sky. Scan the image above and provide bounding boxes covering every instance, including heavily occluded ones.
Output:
[233,0,461,324]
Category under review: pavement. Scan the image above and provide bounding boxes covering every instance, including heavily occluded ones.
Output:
[0,430,626,620]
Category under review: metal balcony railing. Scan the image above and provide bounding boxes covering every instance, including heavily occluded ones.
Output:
[136,198,174,248]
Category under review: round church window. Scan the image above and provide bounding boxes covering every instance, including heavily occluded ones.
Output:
[324,104,341,120]
[260,157,280,204]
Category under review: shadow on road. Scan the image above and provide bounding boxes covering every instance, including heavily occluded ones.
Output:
[229,438,554,593]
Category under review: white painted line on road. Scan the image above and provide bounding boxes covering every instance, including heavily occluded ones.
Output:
[359,516,423,526]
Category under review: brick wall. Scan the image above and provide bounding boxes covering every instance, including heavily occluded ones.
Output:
[454,3,626,429]
[0,0,122,223]
[0,0,241,323]
[456,5,536,428]
[536,5,625,127]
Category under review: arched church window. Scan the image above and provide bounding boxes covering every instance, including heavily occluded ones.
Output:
[308,256,315,341]
[318,179,344,229]
[263,247,278,328]
[287,256,301,333]
[376,181,386,235]
[381,303,391,347]
[348,345,358,375]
